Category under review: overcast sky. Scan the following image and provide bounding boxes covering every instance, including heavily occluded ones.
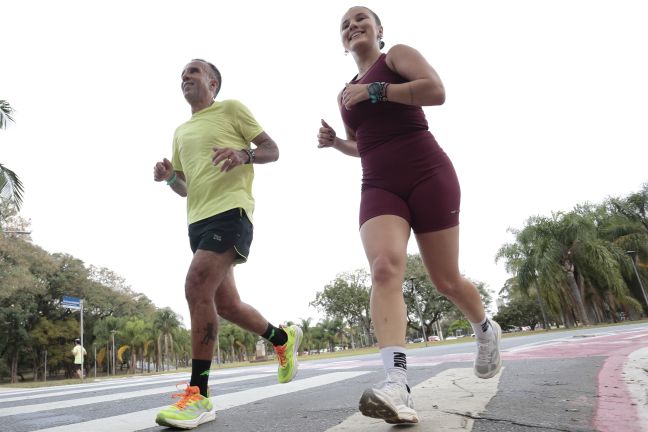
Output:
[3,0,647,328]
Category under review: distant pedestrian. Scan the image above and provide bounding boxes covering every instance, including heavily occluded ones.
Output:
[71,339,86,379]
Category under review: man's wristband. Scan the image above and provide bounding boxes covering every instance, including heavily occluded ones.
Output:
[166,172,178,186]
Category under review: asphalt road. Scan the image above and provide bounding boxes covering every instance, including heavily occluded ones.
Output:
[1,322,647,432]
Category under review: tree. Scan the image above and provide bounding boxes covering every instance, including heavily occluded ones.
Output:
[0,101,24,211]
[403,254,491,337]
[494,282,544,330]
[497,201,645,328]
[30,317,78,380]
[0,233,56,382]
[0,200,30,237]
[154,308,181,371]
[298,317,313,352]
[311,269,373,346]
[93,316,121,374]
[120,318,149,373]
[318,318,346,352]
[609,183,648,233]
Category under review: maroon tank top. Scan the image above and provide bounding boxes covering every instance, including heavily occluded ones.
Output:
[339,53,449,193]
[340,53,432,154]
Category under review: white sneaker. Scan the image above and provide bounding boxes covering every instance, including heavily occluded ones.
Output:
[358,381,419,424]
[474,319,502,379]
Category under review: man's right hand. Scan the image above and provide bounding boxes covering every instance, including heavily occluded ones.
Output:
[154,158,174,182]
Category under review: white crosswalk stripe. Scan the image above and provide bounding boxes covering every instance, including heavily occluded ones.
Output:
[0,372,261,403]
[26,371,369,432]
[0,374,274,417]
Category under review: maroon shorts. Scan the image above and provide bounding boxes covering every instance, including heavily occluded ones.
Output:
[358,133,461,234]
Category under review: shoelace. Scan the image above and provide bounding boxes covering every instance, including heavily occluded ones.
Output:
[476,339,494,363]
[170,383,202,409]
[274,344,287,367]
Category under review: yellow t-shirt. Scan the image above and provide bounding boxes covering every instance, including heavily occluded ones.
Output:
[171,100,264,225]
[72,345,86,364]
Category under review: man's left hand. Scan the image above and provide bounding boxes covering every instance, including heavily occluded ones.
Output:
[212,147,246,172]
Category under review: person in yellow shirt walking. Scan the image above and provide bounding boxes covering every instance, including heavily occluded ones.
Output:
[71,339,86,379]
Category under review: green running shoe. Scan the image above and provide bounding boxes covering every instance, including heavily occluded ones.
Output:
[274,324,303,383]
[155,383,215,429]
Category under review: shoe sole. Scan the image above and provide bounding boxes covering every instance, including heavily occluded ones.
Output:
[475,321,503,379]
[155,410,216,429]
[358,388,419,424]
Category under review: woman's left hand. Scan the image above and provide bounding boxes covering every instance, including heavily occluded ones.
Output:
[341,83,369,110]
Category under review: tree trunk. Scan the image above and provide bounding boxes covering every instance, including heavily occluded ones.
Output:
[130,351,136,374]
[558,302,571,328]
[536,286,550,330]
[158,335,164,371]
[565,268,590,325]
[10,350,19,384]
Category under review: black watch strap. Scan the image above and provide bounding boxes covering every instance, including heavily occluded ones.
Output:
[243,148,255,164]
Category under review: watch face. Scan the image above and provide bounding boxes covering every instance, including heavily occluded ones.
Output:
[368,82,381,94]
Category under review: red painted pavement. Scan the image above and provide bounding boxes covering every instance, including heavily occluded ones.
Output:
[408,329,648,431]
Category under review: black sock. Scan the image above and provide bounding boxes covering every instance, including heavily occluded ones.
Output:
[261,323,288,346]
[190,359,212,397]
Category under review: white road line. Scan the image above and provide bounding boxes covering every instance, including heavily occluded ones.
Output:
[326,367,502,431]
[0,372,271,403]
[0,368,270,399]
[624,333,648,340]
[0,374,272,417]
[0,376,190,403]
[0,374,189,398]
[32,371,370,432]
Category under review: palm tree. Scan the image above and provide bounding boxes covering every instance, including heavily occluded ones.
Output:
[0,100,24,211]
[93,316,122,374]
[498,209,643,327]
[497,224,557,328]
[120,318,149,373]
[153,308,181,371]
[320,318,346,352]
[298,318,312,352]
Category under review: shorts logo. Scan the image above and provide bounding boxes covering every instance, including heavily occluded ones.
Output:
[450,209,459,214]
[212,234,222,241]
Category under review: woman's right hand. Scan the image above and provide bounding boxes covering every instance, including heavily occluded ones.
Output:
[318,119,337,148]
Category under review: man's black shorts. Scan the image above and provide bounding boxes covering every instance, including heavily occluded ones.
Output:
[188,208,253,264]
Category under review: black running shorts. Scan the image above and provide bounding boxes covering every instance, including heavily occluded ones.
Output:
[188,208,253,264]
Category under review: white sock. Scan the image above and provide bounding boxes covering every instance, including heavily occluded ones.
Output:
[470,317,493,340]
[380,346,408,386]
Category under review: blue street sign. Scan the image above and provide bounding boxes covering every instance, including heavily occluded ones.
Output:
[61,296,81,310]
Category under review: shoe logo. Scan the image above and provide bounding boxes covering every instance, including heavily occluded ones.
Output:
[212,234,222,241]
[481,319,491,333]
